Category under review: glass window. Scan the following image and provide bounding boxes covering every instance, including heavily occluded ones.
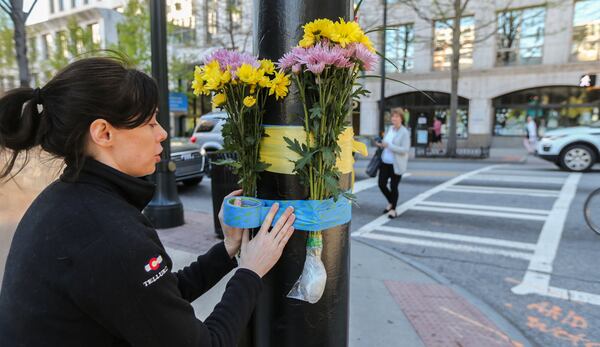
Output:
[385,23,414,73]
[28,37,37,63]
[49,0,55,14]
[207,0,218,40]
[42,33,53,59]
[195,119,216,132]
[58,0,64,11]
[433,16,474,71]
[572,0,600,61]
[89,23,100,45]
[493,86,600,136]
[71,0,76,8]
[496,6,546,66]
[56,31,68,58]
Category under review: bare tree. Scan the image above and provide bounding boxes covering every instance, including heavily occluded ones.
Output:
[0,0,38,87]
[387,0,554,156]
[211,0,251,51]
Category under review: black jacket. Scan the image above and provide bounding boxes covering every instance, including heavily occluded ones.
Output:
[0,159,262,346]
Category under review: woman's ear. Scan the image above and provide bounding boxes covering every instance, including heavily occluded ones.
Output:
[89,119,113,148]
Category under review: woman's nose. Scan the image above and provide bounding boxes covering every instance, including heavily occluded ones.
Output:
[157,124,168,142]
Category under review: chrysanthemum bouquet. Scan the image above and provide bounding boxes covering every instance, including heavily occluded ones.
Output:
[192,49,290,196]
[279,18,378,303]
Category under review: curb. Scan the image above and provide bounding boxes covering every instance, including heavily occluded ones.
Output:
[352,237,537,347]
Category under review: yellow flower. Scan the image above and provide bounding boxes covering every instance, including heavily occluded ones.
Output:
[331,18,363,47]
[357,33,376,52]
[236,63,260,85]
[243,95,256,107]
[192,66,210,96]
[212,93,227,108]
[300,19,334,47]
[202,60,224,91]
[268,71,291,100]
[258,75,270,88]
[221,68,231,84]
[259,59,275,75]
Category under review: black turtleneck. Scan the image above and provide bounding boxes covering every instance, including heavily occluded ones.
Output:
[0,159,262,347]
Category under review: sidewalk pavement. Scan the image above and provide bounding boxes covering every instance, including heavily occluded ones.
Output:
[159,210,533,347]
[358,142,530,164]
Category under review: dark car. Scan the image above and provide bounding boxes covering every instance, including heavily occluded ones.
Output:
[170,138,206,186]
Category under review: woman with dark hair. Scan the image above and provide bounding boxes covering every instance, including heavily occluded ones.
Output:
[0,57,295,346]
[376,108,410,219]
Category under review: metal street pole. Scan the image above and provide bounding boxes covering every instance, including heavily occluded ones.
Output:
[379,0,388,135]
[253,1,351,346]
[143,0,184,228]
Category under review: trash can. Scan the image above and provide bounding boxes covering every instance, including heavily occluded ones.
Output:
[208,152,239,239]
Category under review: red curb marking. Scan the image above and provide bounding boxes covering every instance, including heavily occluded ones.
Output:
[384,281,523,347]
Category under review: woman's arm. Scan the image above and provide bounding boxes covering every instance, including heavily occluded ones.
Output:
[68,232,261,347]
[175,242,238,302]
[386,129,410,154]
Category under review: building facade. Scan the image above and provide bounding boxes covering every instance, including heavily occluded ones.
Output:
[358,0,600,147]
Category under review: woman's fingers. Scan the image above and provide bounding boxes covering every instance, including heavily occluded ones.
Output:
[270,206,294,238]
[278,226,295,249]
[274,213,295,243]
[225,189,243,198]
[259,203,280,235]
[241,229,249,251]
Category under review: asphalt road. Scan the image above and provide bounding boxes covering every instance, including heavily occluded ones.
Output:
[178,157,600,347]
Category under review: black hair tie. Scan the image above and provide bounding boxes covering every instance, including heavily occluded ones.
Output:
[33,88,43,105]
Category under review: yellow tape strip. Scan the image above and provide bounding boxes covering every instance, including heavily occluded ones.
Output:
[260,126,368,175]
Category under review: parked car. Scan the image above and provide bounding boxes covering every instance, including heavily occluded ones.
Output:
[189,112,227,175]
[170,137,206,186]
[536,123,600,172]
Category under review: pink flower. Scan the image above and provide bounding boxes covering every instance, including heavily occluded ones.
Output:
[204,49,259,74]
[292,64,302,74]
[353,43,378,71]
[307,62,325,74]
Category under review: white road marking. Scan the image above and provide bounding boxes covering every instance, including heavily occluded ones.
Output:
[360,232,533,260]
[376,225,537,251]
[511,174,589,301]
[410,205,548,221]
[445,185,560,198]
[485,169,569,178]
[351,165,501,237]
[466,174,565,185]
[416,201,550,215]
[352,173,412,194]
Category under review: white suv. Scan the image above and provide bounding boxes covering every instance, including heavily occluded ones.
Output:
[536,123,600,172]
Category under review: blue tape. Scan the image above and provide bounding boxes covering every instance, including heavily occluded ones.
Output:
[223,196,352,232]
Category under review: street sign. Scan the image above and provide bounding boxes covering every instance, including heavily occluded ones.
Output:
[579,74,597,87]
[169,92,188,113]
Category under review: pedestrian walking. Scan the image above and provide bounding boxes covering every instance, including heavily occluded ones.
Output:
[523,116,538,154]
[0,57,296,347]
[376,109,411,219]
[430,116,443,153]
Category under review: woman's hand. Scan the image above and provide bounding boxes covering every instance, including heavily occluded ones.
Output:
[238,203,296,278]
[218,189,244,258]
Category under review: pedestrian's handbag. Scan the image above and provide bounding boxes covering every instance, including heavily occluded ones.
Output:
[366,147,382,177]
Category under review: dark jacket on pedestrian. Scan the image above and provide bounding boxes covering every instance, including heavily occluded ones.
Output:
[0,159,262,346]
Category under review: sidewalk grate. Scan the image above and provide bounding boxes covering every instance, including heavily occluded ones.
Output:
[385,282,522,347]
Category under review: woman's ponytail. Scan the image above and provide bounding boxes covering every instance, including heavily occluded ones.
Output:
[0,87,43,179]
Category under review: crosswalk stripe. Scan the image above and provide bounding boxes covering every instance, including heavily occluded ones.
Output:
[410,205,548,221]
[445,185,559,197]
[467,174,565,185]
[376,226,537,251]
[359,233,533,260]
[416,201,550,215]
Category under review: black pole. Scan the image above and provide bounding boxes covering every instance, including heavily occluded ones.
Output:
[378,0,387,135]
[253,1,351,346]
[143,0,184,228]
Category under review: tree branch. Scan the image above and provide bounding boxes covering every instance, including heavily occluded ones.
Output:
[0,0,12,15]
[25,0,39,17]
